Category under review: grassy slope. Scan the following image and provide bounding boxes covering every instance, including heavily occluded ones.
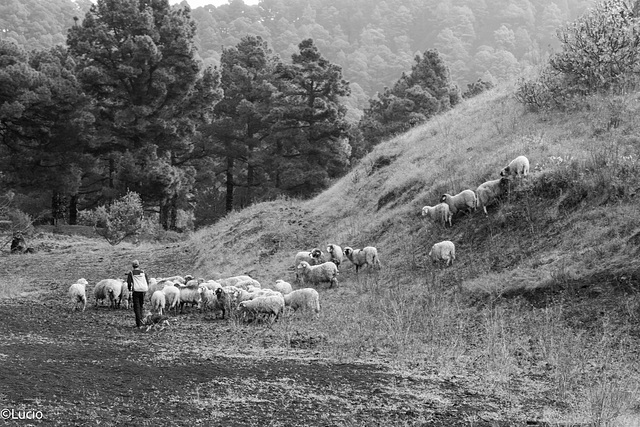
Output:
[189,83,640,424]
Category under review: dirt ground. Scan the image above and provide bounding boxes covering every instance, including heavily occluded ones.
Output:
[0,236,551,426]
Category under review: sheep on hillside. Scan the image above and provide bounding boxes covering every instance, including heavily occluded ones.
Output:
[217,275,260,289]
[68,278,89,312]
[93,279,108,307]
[297,261,339,288]
[151,290,166,315]
[500,155,530,178]
[237,294,285,323]
[271,279,293,295]
[214,286,241,319]
[476,177,510,215]
[283,288,320,318]
[326,244,344,266]
[343,246,381,273]
[440,189,477,215]
[421,203,453,227]
[294,248,323,268]
[429,240,456,266]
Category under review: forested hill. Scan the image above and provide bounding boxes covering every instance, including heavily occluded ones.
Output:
[2,0,593,103]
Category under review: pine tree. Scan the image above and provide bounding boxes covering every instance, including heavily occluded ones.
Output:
[67,0,221,229]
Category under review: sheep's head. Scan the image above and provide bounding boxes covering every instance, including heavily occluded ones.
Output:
[421,206,430,216]
[77,278,89,286]
[500,166,510,176]
[310,248,322,259]
[297,261,311,272]
[440,194,448,203]
[344,247,353,257]
[215,288,224,299]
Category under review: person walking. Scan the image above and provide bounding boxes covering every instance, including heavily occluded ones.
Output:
[127,259,150,329]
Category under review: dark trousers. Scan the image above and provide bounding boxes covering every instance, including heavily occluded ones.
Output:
[132,291,146,327]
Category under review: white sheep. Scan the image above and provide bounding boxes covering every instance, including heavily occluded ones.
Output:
[200,288,216,311]
[326,244,344,266]
[297,261,339,288]
[177,283,203,313]
[343,246,381,273]
[248,288,282,300]
[93,279,108,307]
[162,285,181,314]
[476,177,510,215]
[217,275,260,289]
[500,155,530,177]
[151,290,166,315]
[120,281,130,310]
[94,279,124,308]
[421,202,453,227]
[440,189,477,215]
[156,275,186,285]
[294,248,323,268]
[271,279,293,295]
[237,294,285,323]
[104,279,126,309]
[283,288,320,317]
[429,240,456,266]
[68,278,89,312]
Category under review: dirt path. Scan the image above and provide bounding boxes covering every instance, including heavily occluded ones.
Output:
[0,299,536,426]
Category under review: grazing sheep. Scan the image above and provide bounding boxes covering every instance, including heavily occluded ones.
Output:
[421,203,453,227]
[283,288,320,317]
[294,248,324,282]
[247,288,282,300]
[500,155,530,178]
[326,244,344,266]
[440,190,477,215]
[271,279,293,295]
[162,285,181,314]
[294,248,323,267]
[429,240,456,266]
[104,279,126,309]
[343,246,382,273]
[200,288,216,311]
[476,177,510,215]
[156,275,186,285]
[297,261,339,288]
[68,278,89,312]
[217,275,260,289]
[120,282,130,310]
[151,290,166,315]
[177,283,203,313]
[94,279,124,308]
[237,294,285,323]
[93,279,108,307]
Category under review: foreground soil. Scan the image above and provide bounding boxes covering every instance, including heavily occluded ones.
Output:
[0,235,552,426]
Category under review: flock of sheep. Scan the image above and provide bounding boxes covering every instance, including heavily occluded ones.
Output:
[422,155,530,266]
[66,156,529,327]
[66,242,382,329]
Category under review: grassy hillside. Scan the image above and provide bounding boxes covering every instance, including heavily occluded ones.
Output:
[189,82,640,425]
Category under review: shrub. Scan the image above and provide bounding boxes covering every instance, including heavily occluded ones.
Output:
[93,191,144,245]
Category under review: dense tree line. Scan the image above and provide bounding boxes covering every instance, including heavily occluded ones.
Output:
[0,0,597,230]
[0,0,356,230]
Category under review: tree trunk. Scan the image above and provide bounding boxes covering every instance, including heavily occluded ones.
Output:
[51,192,65,226]
[159,200,170,230]
[169,195,178,231]
[247,162,254,204]
[226,156,234,213]
[68,194,78,225]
